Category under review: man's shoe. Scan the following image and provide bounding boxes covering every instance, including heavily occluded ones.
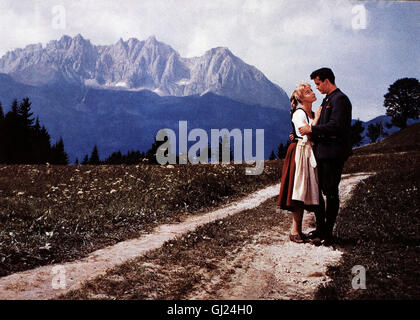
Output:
[308,237,322,246]
[307,229,323,240]
[299,232,308,242]
[321,234,335,246]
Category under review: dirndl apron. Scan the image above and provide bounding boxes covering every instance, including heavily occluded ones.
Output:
[292,140,319,205]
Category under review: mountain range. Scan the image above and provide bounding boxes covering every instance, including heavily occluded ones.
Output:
[0,35,293,163]
[0,34,289,110]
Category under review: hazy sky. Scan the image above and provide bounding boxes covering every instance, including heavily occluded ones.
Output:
[0,0,419,121]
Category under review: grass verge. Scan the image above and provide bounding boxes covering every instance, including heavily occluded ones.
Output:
[315,154,420,299]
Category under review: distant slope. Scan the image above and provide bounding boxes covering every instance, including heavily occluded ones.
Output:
[352,115,420,147]
[0,73,292,163]
[353,123,420,154]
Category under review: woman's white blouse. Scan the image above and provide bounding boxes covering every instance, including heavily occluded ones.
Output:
[292,108,313,142]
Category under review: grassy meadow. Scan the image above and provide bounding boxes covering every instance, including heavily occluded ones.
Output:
[0,162,282,277]
[1,123,420,300]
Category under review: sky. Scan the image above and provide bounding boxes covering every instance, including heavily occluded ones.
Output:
[0,0,419,121]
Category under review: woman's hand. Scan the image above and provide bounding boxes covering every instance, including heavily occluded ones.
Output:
[313,106,322,126]
[289,133,295,141]
[298,122,311,136]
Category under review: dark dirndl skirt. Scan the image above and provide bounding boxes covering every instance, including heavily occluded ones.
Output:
[277,141,319,212]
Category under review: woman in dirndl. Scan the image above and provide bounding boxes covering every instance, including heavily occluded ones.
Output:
[277,82,322,243]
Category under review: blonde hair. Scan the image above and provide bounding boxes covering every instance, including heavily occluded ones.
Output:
[290,82,311,113]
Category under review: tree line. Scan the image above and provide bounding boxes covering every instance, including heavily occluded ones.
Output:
[78,140,160,165]
[0,98,68,165]
[79,136,234,165]
[0,97,166,166]
[3,77,419,164]
[0,97,238,166]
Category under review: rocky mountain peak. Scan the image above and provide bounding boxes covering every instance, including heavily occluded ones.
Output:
[74,33,85,41]
[0,35,289,109]
[208,46,232,56]
[145,35,158,44]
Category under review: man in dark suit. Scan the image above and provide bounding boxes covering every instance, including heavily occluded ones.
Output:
[299,67,352,245]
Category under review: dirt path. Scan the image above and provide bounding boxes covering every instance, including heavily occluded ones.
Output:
[186,173,372,300]
[0,172,371,300]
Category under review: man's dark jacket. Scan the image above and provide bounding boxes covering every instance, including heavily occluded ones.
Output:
[311,88,352,160]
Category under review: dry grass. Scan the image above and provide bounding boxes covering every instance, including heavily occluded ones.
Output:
[343,151,420,174]
[315,154,420,299]
[354,123,420,155]
[0,162,282,277]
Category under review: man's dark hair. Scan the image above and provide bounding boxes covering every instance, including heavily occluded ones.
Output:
[310,67,335,85]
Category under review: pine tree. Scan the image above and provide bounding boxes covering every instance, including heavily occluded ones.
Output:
[367,122,383,143]
[30,117,42,163]
[1,97,57,165]
[145,138,161,165]
[18,98,34,128]
[18,98,35,163]
[105,151,123,164]
[105,149,147,165]
[89,145,101,165]
[11,99,18,114]
[269,150,277,160]
[81,154,89,165]
[350,120,365,147]
[3,99,20,163]
[33,117,41,132]
[17,114,50,164]
[126,150,143,164]
[50,137,69,165]
[39,125,52,164]
[276,142,289,160]
[2,98,45,164]
[30,117,53,164]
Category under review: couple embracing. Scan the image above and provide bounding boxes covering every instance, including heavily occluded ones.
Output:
[277,67,352,246]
